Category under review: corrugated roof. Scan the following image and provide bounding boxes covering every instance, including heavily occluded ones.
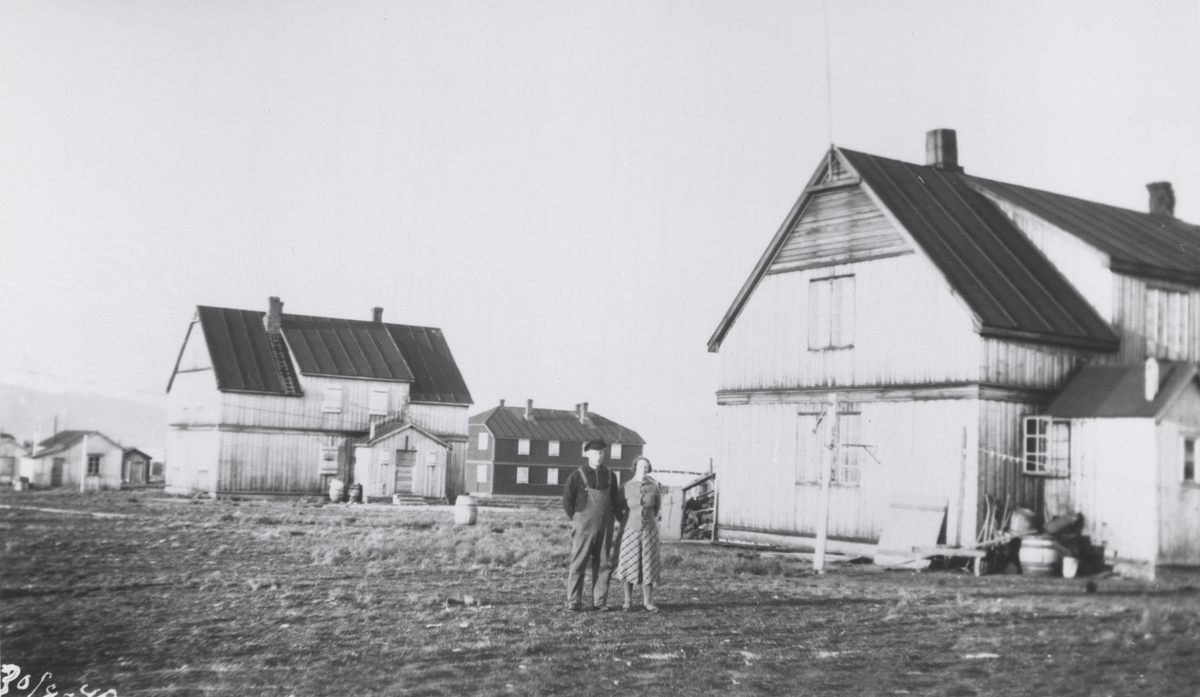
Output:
[197,306,293,395]
[968,177,1200,285]
[385,324,473,404]
[1046,362,1198,419]
[281,314,414,383]
[838,149,1119,352]
[471,406,645,445]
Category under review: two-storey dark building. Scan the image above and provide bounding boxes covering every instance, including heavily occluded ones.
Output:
[466,400,645,499]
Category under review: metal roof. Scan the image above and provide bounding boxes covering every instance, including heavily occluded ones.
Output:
[385,324,473,404]
[967,177,1200,285]
[1045,362,1198,419]
[281,314,414,383]
[186,305,472,403]
[470,406,645,445]
[838,149,1119,351]
[197,306,295,395]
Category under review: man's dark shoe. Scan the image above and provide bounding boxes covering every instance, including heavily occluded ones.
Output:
[567,603,583,612]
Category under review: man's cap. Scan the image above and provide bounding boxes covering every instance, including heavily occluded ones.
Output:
[583,438,608,452]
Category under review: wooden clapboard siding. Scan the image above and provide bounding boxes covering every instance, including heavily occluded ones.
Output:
[719,254,980,392]
[167,428,219,493]
[218,375,409,432]
[977,400,1043,526]
[1111,273,1200,364]
[715,398,978,545]
[408,403,469,438]
[1156,388,1200,565]
[979,338,1099,389]
[219,430,334,494]
[767,186,912,274]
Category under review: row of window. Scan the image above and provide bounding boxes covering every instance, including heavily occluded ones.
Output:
[475,465,623,486]
[1023,416,1198,483]
[476,432,624,459]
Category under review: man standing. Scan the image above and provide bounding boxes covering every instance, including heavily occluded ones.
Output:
[563,438,627,611]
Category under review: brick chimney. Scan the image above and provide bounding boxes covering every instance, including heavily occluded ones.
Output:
[1147,182,1175,217]
[524,399,534,421]
[926,129,963,174]
[579,402,591,425]
[372,307,384,323]
[499,399,505,407]
[266,297,283,334]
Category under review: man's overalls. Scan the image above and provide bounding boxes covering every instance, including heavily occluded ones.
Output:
[567,467,616,608]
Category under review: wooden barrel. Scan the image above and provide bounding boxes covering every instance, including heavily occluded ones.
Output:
[1019,535,1061,576]
[454,495,478,526]
[1062,556,1080,579]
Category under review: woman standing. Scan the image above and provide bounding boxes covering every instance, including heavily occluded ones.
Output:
[615,456,662,611]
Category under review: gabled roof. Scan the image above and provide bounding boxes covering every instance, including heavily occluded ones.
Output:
[470,406,645,445]
[709,146,1120,353]
[353,421,450,448]
[183,305,472,404]
[33,430,119,458]
[1046,362,1199,419]
[123,448,152,460]
[968,177,1200,286]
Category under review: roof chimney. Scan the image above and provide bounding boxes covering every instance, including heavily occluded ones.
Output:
[267,296,283,334]
[499,399,505,407]
[579,402,590,425]
[525,399,534,421]
[1147,182,1175,217]
[925,129,963,174]
[1145,357,1160,402]
[372,307,384,323]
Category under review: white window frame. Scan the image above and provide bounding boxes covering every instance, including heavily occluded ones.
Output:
[477,431,489,450]
[518,438,531,456]
[516,467,529,484]
[322,385,343,413]
[548,440,560,457]
[87,454,101,476]
[547,468,559,486]
[808,275,855,350]
[1023,416,1069,477]
[369,388,389,416]
[610,443,622,460]
[1146,287,1192,360]
[796,412,862,485]
[476,464,489,484]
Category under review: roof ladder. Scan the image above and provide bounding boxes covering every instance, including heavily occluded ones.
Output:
[267,333,303,396]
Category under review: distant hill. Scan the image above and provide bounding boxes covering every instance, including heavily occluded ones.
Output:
[0,384,166,457]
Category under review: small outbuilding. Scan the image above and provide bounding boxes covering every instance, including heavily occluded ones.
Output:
[29,431,124,490]
[352,421,452,500]
[1041,359,1200,579]
[122,448,154,485]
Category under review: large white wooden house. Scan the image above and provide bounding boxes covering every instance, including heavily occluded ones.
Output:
[166,298,473,499]
[710,129,1200,578]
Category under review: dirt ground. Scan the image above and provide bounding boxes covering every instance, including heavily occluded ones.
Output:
[2,489,1199,697]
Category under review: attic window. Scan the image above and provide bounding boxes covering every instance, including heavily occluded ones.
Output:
[809,276,855,350]
[369,389,388,416]
[1023,416,1069,477]
[1146,288,1191,360]
[323,386,343,413]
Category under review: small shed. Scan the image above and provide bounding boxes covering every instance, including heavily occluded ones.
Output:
[352,421,451,500]
[123,448,153,485]
[1041,359,1200,579]
[0,433,30,486]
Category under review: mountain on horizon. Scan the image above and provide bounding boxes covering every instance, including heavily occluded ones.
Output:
[0,383,166,457]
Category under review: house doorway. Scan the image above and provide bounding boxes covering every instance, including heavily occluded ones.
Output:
[51,458,64,487]
[395,450,415,494]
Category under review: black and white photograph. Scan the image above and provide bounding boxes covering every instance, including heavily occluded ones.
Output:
[1,1,1199,694]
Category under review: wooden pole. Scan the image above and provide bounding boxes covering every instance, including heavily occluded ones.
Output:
[955,427,968,548]
[814,392,838,574]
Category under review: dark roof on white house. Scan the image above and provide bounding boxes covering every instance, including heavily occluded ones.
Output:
[470,406,645,445]
[182,305,472,404]
[709,146,1120,353]
[1046,362,1198,419]
[33,430,118,458]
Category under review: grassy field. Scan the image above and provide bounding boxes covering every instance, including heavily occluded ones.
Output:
[2,489,1199,696]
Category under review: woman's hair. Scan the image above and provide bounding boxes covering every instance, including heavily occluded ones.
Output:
[633,456,652,474]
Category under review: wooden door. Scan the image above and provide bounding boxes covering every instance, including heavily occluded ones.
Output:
[395,450,415,494]
[51,458,64,487]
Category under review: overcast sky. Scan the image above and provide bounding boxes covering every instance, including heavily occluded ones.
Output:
[2,1,1198,470]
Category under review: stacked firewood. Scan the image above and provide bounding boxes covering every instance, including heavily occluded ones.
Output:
[682,489,715,540]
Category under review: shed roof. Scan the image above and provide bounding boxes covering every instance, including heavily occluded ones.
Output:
[1045,362,1199,419]
[968,177,1200,285]
[709,147,1120,353]
[470,406,645,445]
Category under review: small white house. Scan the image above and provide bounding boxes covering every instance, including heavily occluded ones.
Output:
[1041,359,1200,579]
[29,431,124,490]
